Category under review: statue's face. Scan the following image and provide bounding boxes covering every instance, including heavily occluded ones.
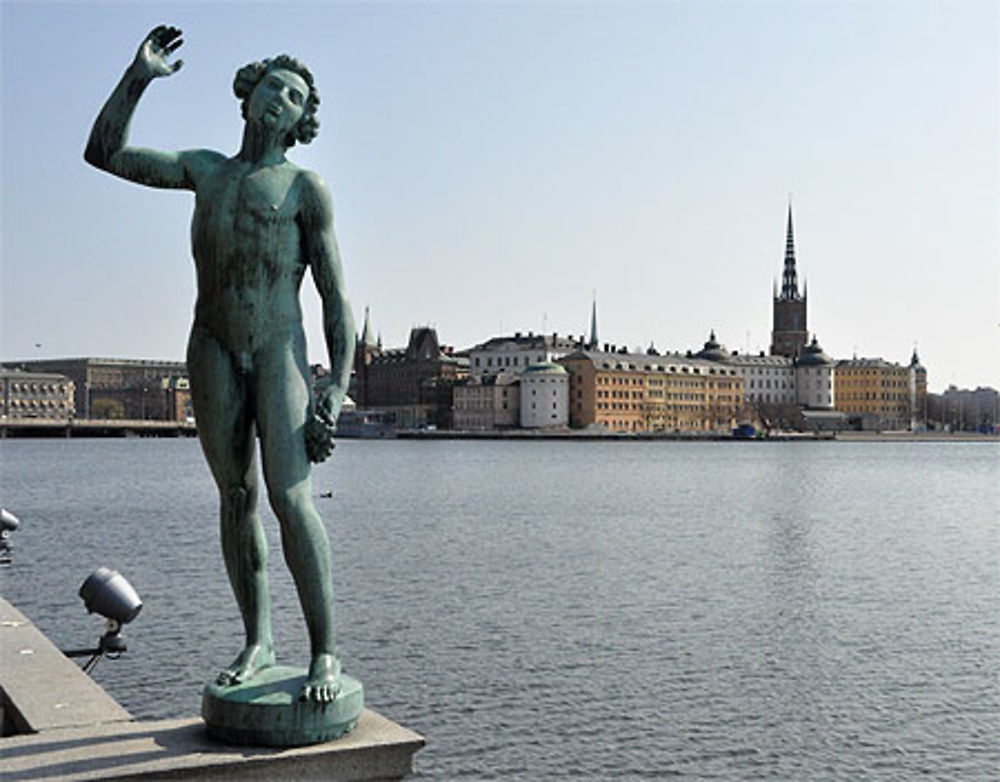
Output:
[247,68,310,136]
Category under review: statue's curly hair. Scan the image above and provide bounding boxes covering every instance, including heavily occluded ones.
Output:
[233,55,320,148]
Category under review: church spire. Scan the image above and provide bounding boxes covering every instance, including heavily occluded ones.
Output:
[360,306,378,350]
[588,292,599,349]
[781,204,800,300]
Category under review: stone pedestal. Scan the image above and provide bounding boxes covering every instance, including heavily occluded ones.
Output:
[3,598,423,780]
[202,665,364,748]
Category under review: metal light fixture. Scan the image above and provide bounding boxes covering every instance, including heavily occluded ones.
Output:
[65,567,143,674]
[0,508,19,565]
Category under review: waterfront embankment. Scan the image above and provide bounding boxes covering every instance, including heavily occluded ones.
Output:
[0,596,424,779]
[4,418,996,442]
[398,428,998,443]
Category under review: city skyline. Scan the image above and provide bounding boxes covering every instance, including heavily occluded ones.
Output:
[2,2,997,393]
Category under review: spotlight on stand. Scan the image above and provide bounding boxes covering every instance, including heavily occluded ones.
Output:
[64,567,143,674]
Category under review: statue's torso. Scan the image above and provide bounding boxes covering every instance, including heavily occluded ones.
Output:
[190,158,307,354]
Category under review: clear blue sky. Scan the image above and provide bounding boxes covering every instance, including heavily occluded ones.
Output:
[2,1,997,392]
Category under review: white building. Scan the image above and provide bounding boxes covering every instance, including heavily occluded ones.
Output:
[469,332,581,380]
[519,362,569,428]
[696,332,796,406]
[794,337,835,408]
[734,355,796,406]
[695,330,835,410]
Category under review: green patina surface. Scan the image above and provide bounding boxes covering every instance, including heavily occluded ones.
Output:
[85,26,361,738]
[202,666,364,747]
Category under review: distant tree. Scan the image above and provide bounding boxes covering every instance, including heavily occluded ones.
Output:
[746,399,801,434]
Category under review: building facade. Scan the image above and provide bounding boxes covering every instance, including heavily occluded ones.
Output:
[453,373,520,430]
[353,326,467,429]
[696,332,797,407]
[469,332,581,380]
[938,385,998,432]
[558,349,744,433]
[693,330,836,429]
[834,357,914,430]
[10,358,188,420]
[794,338,835,409]
[0,368,75,420]
[519,363,569,428]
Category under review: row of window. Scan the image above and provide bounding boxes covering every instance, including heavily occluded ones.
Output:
[837,380,910,388]
[455,399,513,410]
[4,399,72,409]
[838,392,910,401]
[474,354,548,368]
[598,390,642,399]
[749,379,789,390]
[599,375,714,389]
[5,383,71,394]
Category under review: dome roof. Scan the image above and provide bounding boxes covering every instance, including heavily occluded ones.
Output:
[695,330,729,362]
[796,337,833,367]
[522,361,567,375]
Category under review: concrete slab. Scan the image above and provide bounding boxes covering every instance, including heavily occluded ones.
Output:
[1,597,425,779]
[0,598,132,734]
[0,709,425,780]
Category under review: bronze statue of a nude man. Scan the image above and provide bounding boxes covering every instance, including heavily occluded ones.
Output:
[85,26,355,703]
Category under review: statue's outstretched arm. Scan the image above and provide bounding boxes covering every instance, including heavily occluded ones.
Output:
[300,172,355,462]
[85,26,220,189]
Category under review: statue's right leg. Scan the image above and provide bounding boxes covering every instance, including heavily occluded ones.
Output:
[187,327,275,685]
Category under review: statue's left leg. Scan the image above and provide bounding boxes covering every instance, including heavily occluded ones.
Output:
[254,336,340,704]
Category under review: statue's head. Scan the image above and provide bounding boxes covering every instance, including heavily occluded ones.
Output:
[234,55,320,147]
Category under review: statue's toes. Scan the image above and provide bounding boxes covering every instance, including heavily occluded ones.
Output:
[299,685,313,702]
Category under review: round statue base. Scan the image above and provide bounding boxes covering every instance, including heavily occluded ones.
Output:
[202,665,364,748]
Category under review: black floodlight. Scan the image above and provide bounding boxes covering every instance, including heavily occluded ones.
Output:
[80,567,143,625]
[0,508,19,532]
[65,567,143,674]
[0,509,18,564]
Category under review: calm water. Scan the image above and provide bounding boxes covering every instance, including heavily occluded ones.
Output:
[1,438,997,779]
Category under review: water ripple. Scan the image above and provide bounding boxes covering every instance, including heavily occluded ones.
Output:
[1,439,997,779]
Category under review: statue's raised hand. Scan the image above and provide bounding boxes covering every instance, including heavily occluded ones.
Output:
[134,25,184,79]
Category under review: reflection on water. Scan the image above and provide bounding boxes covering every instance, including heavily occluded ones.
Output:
[1,438,997,778]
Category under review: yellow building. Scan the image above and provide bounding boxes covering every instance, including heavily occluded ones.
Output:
[558,350,744,433]
[834,358,915,430]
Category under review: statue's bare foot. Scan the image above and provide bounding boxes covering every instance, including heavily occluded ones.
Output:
[299,653,341,703]
[215,643,275,686]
